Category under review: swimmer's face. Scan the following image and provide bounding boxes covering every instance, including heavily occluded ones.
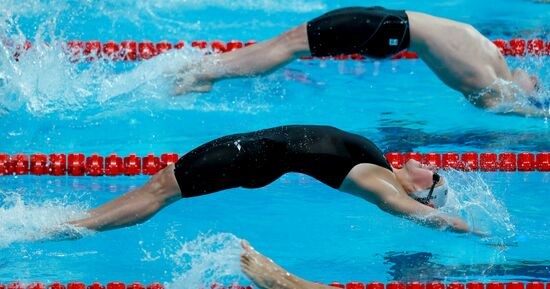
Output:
[512,68,540,94]
[404,159,445,191]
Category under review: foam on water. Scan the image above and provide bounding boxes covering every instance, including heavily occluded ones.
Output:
[123,0,326,13]
[0,26,272,117]
[0,191,93,248]
[438,170,516,245]
[468,54,550,118]
[164,232,247,289]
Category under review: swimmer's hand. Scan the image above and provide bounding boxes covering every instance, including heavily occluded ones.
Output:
[30,224,91,242]
[173,73,213,95]
[172,60,215,95]
[472,229,490,238]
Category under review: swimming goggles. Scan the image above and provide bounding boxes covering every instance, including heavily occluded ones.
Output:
[416,172,441,205]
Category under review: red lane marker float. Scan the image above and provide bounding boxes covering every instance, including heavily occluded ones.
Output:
[407,282,425,289]
[461,152,479,171]
[48,283,66,289]
[106,153,124,176]
[86,153,105,176]
[124,153,142,176]
[138,41,156,59]
[11,153,29,175]
[517,152,535,171]
[226,40,243,52]
[442,152,460,170]
[143,153,161,175]
[367,283,385,289]
[87,283,104,289]
[67,283,85,289]
[67,40,84,62]
[210,40,226,53]
[537,152,550,171]
[499,152,517,172]
[84,40,102,61]
[49,153,67,176]
[146,283,164,289]
[347,282,365,289]
[387,282,405,289]
[466,282,484,289]
[30,153,48,175]
[68,153,85,176]
[404,152,422,163]
[103,40,120,60]
[487,282,504,289]
[526,282,544,289]
[106,283,125,289]
[528,39,544,55]
[0,152,549,176]
[120,40,137,61]
[447,283,465,289]
[385,152,404,169]
[427,282,445,289]
[480,152,498,172]
[126,283,145,289]
[191,40,207,49]
[174,40,185,49]
[27,283,46,289]
[156,40,173,55]
[509,39,526,56]
[423,152,441,168]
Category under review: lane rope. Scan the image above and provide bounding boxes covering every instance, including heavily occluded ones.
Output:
[7,38,550,62]
[0,281,546,289]
[0,152,548,176]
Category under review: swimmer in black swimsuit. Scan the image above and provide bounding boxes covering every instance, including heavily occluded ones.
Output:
[174,6,545,117]
[68,125,476,235]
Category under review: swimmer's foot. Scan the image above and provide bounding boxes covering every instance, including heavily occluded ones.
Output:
[241,240,323,289]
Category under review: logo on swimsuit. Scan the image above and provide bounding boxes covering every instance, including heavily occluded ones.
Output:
[389,39,398,46]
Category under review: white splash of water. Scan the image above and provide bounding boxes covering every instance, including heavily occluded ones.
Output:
[138,0,326,12]
[0,191,93,248]
[467,55,550,118]
[0,27,270,116]
[164,232,246,289]
[439,170,516,244]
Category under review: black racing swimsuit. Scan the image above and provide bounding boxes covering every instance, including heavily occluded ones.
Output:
[306,6,410,59]
[174,125,393,198]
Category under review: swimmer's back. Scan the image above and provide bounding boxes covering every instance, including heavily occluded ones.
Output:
[174,125,393,197]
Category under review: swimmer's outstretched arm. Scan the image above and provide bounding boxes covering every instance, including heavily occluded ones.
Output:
[68,165,181,231]
[471,90,550,118]
[341,168,474,235]
[377,192,472,234]
[174,24,310,95]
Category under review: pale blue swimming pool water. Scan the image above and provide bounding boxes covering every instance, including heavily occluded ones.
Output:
[0,0,549,286]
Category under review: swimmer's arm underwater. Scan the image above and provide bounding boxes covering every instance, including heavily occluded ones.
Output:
[378,193,471,234]
[469,88,550,118]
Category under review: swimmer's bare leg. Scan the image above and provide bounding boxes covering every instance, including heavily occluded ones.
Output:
[68,164,181,231]
[241,240,333,289]
[174,23,311,95]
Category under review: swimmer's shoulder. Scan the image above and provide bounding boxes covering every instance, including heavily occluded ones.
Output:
[341,164,402,201]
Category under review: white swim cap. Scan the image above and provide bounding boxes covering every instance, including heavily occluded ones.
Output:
[411,182,449,208]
